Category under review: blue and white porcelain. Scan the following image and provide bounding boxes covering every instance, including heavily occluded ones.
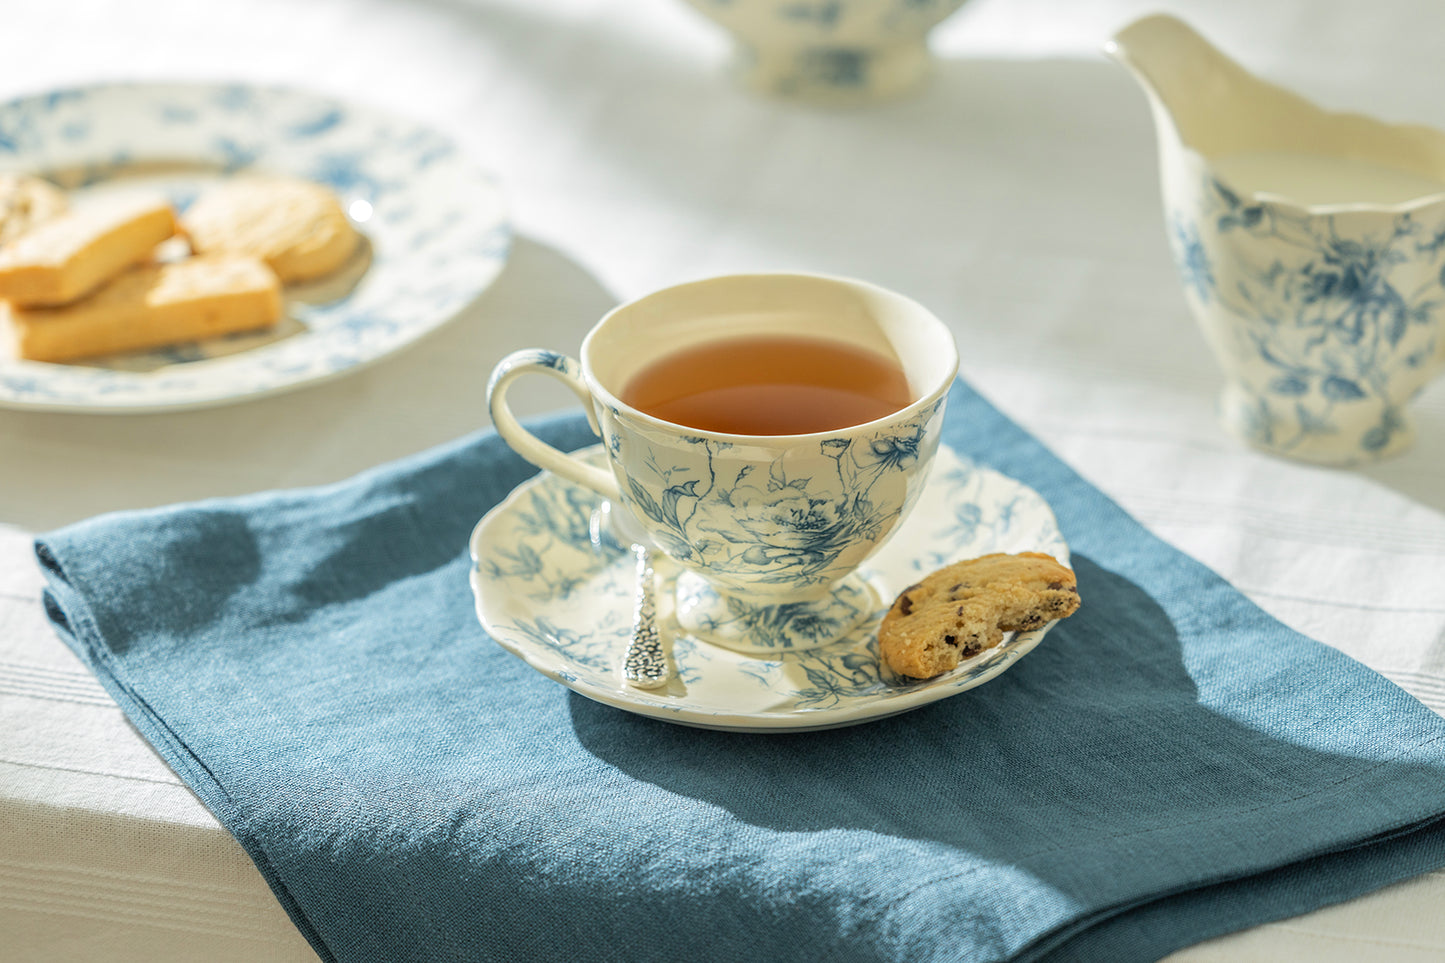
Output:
[679,0,968,104]
[469,444,1071,732]
[0,83,509,412]
[1107,16,1445,464]
[487,273,958,653]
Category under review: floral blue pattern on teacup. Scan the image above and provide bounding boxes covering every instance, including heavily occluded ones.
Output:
[672,568,878,652]
[598,396,947,602]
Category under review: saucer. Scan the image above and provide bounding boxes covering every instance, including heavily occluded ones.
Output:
[468,444,1070,732]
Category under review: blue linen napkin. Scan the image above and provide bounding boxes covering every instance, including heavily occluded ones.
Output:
[37,378,1445,963]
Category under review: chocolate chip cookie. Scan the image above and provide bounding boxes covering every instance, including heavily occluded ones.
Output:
[878,552,1080,679]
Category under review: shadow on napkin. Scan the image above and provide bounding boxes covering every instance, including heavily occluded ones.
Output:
[570,553,1445,958]
[36,382,1445,963]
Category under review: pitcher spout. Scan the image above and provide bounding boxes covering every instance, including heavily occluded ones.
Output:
[1104,14,1295,159]
[1107,13,1445,191]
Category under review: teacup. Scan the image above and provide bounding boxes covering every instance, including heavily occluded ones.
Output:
[486,273,958,653]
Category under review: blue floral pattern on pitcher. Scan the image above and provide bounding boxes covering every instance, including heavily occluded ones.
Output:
[1168,172,1445,462]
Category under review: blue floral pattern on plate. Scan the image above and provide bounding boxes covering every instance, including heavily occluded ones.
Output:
[0,83,510,411]
[469,444,1071,732]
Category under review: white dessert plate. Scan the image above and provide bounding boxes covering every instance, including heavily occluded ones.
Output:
[0,82,509,411]
[469,444,1072,733]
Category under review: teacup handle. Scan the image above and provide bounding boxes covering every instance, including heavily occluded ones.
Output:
[486,349,622,502]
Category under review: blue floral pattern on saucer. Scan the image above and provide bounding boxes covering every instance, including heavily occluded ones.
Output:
[0,83,509,411]
[469,444,1071,732]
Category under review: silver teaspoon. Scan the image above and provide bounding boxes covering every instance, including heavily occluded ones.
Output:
[622,542,670,689]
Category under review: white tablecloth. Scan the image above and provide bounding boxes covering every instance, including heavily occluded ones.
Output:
[3,0,1444,959]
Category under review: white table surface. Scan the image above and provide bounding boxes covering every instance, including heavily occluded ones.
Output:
[2,0,1444,960]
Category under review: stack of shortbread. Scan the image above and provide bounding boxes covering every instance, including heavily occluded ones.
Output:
[0,173,359,363]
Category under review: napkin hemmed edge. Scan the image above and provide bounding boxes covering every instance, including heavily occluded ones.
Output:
[1023,810,1445,962]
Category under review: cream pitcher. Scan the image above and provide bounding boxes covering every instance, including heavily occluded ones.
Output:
[1106,14,1445,464]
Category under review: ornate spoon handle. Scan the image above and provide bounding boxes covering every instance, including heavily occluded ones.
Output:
[622,543,669,689]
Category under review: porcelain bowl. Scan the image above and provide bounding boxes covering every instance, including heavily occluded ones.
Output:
[680,0,968,104]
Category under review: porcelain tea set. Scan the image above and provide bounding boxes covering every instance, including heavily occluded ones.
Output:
[680,5,1445,464]
[474,11,1445,729]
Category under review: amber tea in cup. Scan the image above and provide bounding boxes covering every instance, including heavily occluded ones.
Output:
[619,334,912,435]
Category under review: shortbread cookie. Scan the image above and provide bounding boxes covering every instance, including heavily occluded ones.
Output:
[0,193,177,306]
[182,176,359,283]
[5,255,282,363]
[0,174,68,247]
[878,552,1081,679]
